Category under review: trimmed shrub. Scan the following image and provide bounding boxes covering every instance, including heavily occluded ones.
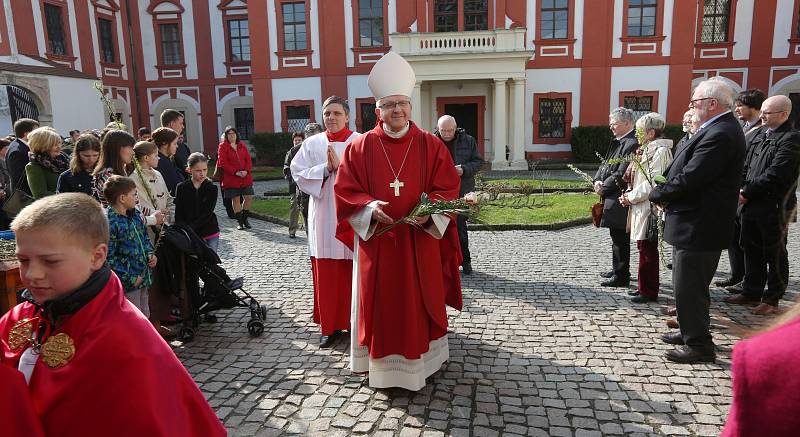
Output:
[569,124,686,162]
[248,132,294,166]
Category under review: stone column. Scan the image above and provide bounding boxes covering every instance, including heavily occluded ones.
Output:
[510,78,528,169]
[411,81,422,124]
[491,78,508,169]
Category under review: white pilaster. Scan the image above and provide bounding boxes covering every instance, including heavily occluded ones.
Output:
[491,78,508,169]
[510,78,527,169]
[411,81,422,124]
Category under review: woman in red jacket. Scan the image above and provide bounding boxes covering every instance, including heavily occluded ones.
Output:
[721,301,800,436]
[216,126,253,230]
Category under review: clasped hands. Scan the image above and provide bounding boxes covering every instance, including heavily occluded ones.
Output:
[326,145,340,172]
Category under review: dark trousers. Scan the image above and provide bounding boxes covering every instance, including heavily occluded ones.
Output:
[457,215,470,265]
[673,248,721,352]
[636,240,659,298]
[741,216,789,305]
[221,185,235,218]
[726,216,745,282]
[609,228,631,279]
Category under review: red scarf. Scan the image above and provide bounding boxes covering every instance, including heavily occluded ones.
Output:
[326,128,353,143]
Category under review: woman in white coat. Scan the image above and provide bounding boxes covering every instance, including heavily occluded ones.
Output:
[619,112,673,303]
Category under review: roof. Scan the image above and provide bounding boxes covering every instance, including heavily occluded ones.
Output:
[0,55,98,80]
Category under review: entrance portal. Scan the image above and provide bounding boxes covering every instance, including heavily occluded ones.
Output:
[436,96,485,157]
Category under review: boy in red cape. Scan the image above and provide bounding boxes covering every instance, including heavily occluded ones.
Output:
[0,193,226,437]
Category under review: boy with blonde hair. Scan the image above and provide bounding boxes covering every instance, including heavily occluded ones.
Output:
[0,193,225,436]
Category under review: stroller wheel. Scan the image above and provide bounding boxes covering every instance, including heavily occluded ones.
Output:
[260,305,267,321]
[247,319,264,337]
[179,326,196,342]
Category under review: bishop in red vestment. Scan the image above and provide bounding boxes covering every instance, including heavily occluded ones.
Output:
[334,52,461,390]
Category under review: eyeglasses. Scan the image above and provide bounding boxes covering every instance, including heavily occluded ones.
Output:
[688,97,715,108]
[761,110,787,116]
[379,100,411,110]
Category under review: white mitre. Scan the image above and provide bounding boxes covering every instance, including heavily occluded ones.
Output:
[368,52,416,102]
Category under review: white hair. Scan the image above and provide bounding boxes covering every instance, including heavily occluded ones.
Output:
[609,107,635,124]
[696,78,736,109]
[635,112,666,135]
[437,115,457,128]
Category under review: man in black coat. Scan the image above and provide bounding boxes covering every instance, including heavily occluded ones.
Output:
[5,118,39,196]
[649,79,746,364]
[160,109,190,180]
[724,95,800,315]
[716,89,767,291]
[435,115,485,275]
[593,107,638,287]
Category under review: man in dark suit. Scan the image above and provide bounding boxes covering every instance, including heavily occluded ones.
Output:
[160,109,191,179]
[716,89,767,291]
[724,95,800,315]
[593,107,638,287]
[650,79,746,364]
[5,118,40,196]
[435,115,485,275]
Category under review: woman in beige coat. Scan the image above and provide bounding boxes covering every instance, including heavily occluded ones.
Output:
[619,112,673,303]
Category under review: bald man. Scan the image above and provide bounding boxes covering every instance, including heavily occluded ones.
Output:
[434,115,484,274]
[724,95,800,315]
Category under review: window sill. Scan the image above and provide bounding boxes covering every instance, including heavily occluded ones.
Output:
[276,49,313,57]
[155,63,187,70]
[352,45,390,54]
[533,38,577,46]
[99,60,124,69]
[620,35,665,43]
[694,41,735,49]
[224,60,251,67]
[45,52,77,63]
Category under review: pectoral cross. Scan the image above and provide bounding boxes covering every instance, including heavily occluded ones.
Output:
[389,178,404,197]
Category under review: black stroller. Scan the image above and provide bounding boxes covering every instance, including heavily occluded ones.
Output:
[156,223,266,341]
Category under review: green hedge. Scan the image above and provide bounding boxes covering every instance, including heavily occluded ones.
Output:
[570,124,685,163]
[248,132,294,166]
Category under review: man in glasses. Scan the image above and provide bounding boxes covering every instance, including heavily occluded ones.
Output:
[724,95,800,315]
[649,78,746,364]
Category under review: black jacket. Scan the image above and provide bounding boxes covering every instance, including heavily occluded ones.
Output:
[56,169,93,196]
[156,153,185,196]
[175,178,219,239]
[739,121,800,221]
[173,142,191,181]
[6,138,31,195]
[594,129,638,229]
[649,112,746,251]
[284,143,301,193]
[434,128,484,196]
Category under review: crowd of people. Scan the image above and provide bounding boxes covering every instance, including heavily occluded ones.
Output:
[1,50,800,433]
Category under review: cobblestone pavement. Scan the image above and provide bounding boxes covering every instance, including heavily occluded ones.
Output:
[175,194,800,436]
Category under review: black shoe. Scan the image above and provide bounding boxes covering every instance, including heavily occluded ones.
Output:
[319,335,335,348]
[462,262,473,275]
[600,270,614,278]
[714,277,742,288]
[725,283,744,294]
[227,213,236,219]
[660,332,685,345]
[666,263,673,270]
[289,234,296,239]
[665,346,715,364]
[631,294,657,303]
[601,276,630,287]
[627,290,639,296]
[235,212,245,230]
[242,210,252,229]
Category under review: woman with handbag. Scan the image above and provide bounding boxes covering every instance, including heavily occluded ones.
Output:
[619,112,673,303]
[25,127,70,199]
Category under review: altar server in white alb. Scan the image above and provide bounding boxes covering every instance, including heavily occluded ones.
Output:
[290,95,360,348]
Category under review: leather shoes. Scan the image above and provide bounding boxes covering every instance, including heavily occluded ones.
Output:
[666,319,679,329]
[665,346,715,364]
[631,295,657,303]
[751,303,779,315]
[723,294,758,306]
[725,283,744,294]
[462,262,473,275]
[319,335,335,348]
[661,306,677,316]
[600,270,614,278]
[627,290,639,296]
[714,277,742,288]
[660,332,684,345]
[601,276,630,287]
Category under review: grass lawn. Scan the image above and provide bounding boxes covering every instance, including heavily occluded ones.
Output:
[480,178,590,190]
[251,192,597,225]
[209,164,284,179]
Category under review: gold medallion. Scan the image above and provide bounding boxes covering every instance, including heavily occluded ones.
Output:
[41,333,75,369]
[8,319,33,352]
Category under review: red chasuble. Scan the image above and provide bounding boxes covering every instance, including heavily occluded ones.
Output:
[0,272,226,437]
[334,121,461,360]
[0,364,44,437]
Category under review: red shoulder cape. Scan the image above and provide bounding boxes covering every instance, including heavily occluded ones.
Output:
[0,364,44,437]
[0,273,226,437]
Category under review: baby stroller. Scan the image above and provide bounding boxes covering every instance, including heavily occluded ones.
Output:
[156,223,266,341]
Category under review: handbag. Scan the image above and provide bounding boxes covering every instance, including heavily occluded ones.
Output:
[591,199,603,227]
[1,174,34,218]
[644,207,660,242]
